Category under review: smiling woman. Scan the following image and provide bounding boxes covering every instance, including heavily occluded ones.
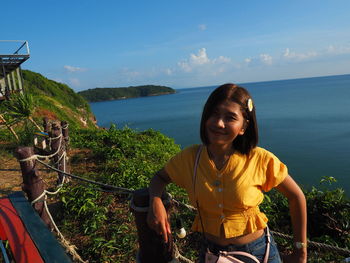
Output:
[147,83,307,263]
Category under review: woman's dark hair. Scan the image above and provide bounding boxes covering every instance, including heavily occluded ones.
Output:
[200,83,258,154]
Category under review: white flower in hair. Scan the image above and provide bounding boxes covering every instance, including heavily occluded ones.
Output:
[247,98,253,112]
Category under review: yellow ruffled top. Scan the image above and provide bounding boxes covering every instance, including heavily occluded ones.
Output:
[165,145,288,238]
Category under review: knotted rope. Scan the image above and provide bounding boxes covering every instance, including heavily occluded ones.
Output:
[271,231,350,255]
[20,141,350,261]
[19,134,63,163]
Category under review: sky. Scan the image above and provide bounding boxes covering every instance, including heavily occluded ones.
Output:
[1,0,350,91]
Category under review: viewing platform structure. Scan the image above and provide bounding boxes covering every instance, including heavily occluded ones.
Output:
[0,40,30,101]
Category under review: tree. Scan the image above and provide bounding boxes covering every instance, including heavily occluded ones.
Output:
[4,93,43,132]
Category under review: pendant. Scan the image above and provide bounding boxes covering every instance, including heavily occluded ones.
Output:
[213,180,221,187]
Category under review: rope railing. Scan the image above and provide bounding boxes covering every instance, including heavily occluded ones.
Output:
[39,195,87,263]
[16,120,89,263]
[19,134,63,162]
[36,159,134,195]
[271,231,350,255]
[29,156,350,260]
[15,119,350,263]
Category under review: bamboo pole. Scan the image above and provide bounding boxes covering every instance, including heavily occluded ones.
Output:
[0,114,19,141]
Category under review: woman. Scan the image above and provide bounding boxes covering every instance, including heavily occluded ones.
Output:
[147,83,307,263]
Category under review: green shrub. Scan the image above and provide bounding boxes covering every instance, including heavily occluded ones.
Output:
[59,126,180,262]
[59,127,349,262]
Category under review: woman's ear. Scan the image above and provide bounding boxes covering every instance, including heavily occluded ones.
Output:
[240,119,249,135]
[244,119,250,130]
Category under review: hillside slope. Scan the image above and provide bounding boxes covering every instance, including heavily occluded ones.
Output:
[21,70,96,129]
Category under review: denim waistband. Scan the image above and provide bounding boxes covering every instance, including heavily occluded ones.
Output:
[204,228,268,255]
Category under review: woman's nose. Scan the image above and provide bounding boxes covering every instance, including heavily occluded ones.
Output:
[214,117,225,128]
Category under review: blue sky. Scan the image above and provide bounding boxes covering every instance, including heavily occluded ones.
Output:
[2,1,350,90]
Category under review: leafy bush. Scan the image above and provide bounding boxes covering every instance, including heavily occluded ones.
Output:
[59,126,180,262]
[260,179,349,262]
[59,128,349,262]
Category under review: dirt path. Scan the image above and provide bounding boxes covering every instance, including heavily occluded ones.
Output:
[0,155,22,197]
[0,148,94,198]
[0,155,58,198]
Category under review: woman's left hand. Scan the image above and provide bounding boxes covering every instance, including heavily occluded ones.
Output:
[282,249,307,263]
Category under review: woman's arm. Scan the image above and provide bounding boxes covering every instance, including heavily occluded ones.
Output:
[276,175,307,263]
[147,168,172,243]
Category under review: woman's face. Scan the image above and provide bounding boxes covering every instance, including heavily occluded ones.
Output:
[205,100,246,147]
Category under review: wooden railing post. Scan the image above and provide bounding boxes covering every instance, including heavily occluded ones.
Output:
[50,122,65,185]
[15,146,52,228]
[61,121,69,146]
[61,120,70,181]
[42,117,51,153]
[130,188,174,263]
[43,117,50,133]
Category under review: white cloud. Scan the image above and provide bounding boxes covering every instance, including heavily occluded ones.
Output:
[198,24,207,31]
[327,45,336,53]
[260,54,273,65]
[213,56,231,64]
[178,48,231,73]
[177,61,192,72]
[190,48,210,65]
[243,54,273,67]
[244,58,252,64]
[165,68,172,75]
[283,48,317,61]
[64,65,87,73]
[326,44,350,55]
[283,48,291,57]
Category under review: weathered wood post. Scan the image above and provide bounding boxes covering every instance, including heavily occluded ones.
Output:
[130,188,174,263]
[42,117,51,153]
[50,122,65,185]
[61,121,70,181]
[61,121,69,149]
[16,147,52,228]
[43,117,50,133]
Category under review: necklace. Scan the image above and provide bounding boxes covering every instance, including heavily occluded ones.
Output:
[207,148,234,170]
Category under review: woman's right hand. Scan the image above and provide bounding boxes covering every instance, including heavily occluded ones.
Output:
[147,196,171,243]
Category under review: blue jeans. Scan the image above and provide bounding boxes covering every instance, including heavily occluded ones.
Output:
[198,229,282,263]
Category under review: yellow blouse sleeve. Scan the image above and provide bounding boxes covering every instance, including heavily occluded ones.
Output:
[262,150,288,192]
[164,145,197,189]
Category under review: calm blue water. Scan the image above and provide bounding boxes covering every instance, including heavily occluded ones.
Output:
[90,74,350,193]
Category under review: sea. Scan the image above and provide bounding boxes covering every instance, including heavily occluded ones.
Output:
[90,74,350,194]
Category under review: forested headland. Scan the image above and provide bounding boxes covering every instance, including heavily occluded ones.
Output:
[78,85,176,102]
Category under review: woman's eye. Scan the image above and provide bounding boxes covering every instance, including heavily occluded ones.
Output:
[226,116,236,121]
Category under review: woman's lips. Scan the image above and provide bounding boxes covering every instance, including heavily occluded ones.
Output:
[208,128,226,136]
